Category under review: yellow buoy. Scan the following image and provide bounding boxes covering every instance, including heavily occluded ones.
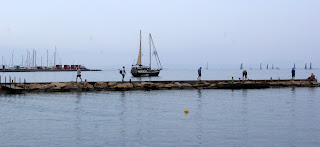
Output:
[184,109,189,113]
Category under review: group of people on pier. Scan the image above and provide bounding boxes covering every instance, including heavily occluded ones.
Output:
[196,67,316,82]
[75,66,316,82]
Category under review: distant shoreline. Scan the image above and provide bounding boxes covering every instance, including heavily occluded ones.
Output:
[0,69,102,72]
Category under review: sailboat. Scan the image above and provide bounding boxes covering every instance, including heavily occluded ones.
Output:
[260,63,262,70]
[305,63,307,69]
[131,30,162,77]
[310,62,312,69]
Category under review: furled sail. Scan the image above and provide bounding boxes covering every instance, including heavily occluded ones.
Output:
[136,30,142,65]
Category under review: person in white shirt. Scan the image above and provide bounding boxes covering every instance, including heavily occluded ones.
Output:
[121,66,126,81]
[76,67,82,82]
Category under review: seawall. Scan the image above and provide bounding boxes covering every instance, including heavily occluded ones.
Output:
[0,79,319,94]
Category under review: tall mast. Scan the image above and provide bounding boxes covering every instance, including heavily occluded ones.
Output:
[12,50,14,67]
[32,49,34,67]
[136,30,142,65]
[305,63,307,69]
[150,34,162,70]
[26,50,28,67]
[34,50,37,66]
[54,46,57,67]
[47,50,48,67]
[260,63,262,70]
[28,50,30,67]
[149,33,151,70]
[310,62,312,69]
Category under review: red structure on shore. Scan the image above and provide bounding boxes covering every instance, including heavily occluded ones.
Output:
[64,65,70,69]
[56,65,63,69]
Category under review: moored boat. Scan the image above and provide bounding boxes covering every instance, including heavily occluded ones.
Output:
[131,30,162,77]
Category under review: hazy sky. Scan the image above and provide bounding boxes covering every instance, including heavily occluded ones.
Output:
[0,0,319,69]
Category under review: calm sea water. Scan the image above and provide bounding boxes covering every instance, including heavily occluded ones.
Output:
[0,69,320,146]
[0,68,319,82]
[0,88,320,146]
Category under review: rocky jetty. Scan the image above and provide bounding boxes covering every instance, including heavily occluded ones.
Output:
[0,79,318,94]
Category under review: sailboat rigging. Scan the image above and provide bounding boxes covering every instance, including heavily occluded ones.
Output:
[131,30,162,77]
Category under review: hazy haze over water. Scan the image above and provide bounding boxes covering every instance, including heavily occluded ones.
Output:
[0,0,319,69]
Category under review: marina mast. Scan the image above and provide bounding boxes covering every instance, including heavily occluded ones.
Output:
[305,63,307,69]
[260,63,262,70]
[54,46,57,67]
[11,50,14,67]
[149,33,151,70]
[47,50,48,67]
[310,62,312,69]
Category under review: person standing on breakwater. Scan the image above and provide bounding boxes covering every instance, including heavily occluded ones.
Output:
[76,67,82,82]
[197,67,202,80]
[291,68,295,80]
[121,66,126,81]
[242,70,247,80]
[232,77,234,83]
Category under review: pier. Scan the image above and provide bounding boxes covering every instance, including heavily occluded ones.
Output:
[0,79,318,94]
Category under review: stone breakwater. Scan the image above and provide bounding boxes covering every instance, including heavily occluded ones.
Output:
[0,79,319,94]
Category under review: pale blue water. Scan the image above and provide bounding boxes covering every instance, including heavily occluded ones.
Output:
[0,69,320,146]
[0,68,319,82]
[1,88,320,146]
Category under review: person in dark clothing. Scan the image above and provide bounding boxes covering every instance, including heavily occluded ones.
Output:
[291,68,295,79]
[197,67,202,80]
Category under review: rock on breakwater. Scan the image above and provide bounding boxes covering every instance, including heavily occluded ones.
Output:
[0,79,319,94]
